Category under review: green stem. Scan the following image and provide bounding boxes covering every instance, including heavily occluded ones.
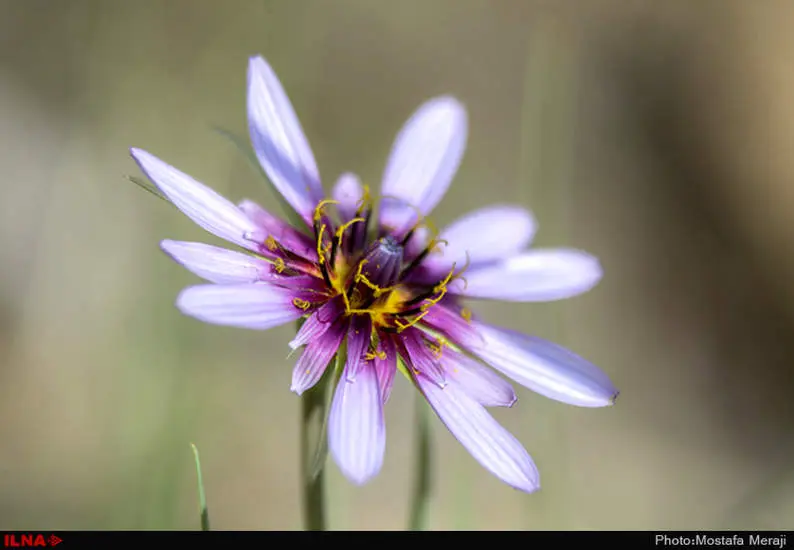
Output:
[190,443,210,531]
[300,384,326,531]
[407,394,432,530]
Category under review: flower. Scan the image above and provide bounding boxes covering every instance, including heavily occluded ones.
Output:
[131,55,618,493]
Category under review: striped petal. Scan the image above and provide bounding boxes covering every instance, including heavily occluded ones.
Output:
[247,56,323,224]
[130,148,258,250]
[444,350,516,408]
[472,322,619,408]
[423,205,536,272]
[379,97,467,235]
[175,283,302,330]
[291,320,346,395]
[415,373,539,493]
[160,240,268,284]
[450,249,602,302]
[328,363,385,484]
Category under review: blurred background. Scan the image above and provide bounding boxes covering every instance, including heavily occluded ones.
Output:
[1,0,793,530]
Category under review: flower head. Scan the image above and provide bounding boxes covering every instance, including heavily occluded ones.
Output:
[131,55,618,492]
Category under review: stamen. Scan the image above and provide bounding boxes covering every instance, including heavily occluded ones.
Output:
[273,257,287,274]
[427,336,447,359]
[313,199,339,223]
[355,185,372,215]
[265,235,280,252]
[460,307,472,323]
[331,217,365,267]
[394,310,429,333]
[292,298,312,311]
[311,223,334,289]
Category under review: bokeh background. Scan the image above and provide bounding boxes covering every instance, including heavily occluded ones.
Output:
[1,0,793,530]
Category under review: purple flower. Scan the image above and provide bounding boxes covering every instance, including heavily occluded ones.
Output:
[131,55,618,493]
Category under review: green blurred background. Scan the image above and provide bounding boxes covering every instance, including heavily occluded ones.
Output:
[1,0,794,530]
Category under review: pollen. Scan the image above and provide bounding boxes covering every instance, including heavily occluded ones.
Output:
[292,298,312,311]
[265,235,279,251]
[460,307,472,323]
[273,257,287,273]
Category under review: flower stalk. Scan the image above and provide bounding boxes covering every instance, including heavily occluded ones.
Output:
[407,393,433,531]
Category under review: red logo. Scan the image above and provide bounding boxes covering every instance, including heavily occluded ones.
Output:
[3,534,62,548]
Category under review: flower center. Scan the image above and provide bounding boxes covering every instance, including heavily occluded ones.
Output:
[270,193,469,335]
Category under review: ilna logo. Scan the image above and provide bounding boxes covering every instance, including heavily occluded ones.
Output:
[3,534,62,548]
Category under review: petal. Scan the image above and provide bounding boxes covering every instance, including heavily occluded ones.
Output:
[379,96,467,234]
[160,240,269,284]
[421,303,484,350]
[345,315,372,381]
[328,363,385,484]
[444,350,516,408]
[331,172,364,222]
[450,248,603,302]
[423,205,536,270]
[288,299,342,350]
[291,320,346,395]
[373,338,397,404]
[415,374,539,493]
[130,148,258,250]
[238,199,317,261]
[398,329,447,388]
[175,283,302,330]
[247,56,323,224]
[472,322,619,408]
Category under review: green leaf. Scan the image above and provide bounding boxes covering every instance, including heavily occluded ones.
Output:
[189,443,210,531]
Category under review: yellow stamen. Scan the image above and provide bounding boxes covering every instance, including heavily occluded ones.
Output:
[427,336,447,359]
[460,307,472,323]
[356,273,392,298]
[292,298,311,311]
[265,235,279,251]
[315,224,329,264]
[313,199,339,223]
[355,185,372,214]
[364,349,387,361]
[395,310,429,333]
[335,217,365,248]
[430,238,449,255]
[273,257,286,273]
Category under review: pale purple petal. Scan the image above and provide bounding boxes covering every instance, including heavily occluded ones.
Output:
[472,322,619,407]
[444,350,516,408]
[450,249,602,302]
[175,283,302,330]
[291,321,346,395]
[422,303,484,350]
[332,173,364,222]
[130,148,258,250]
[238,199,317,260]
[345,315,372,381]
[247,56,323,224]
[288,299,342,350]
[379,97,467,234]
[423,205,536,271]
[160,240,268,284]
[373,338,397,404]
[398,329,446,388]
[328,363,385,484]
[416,373,539,493]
